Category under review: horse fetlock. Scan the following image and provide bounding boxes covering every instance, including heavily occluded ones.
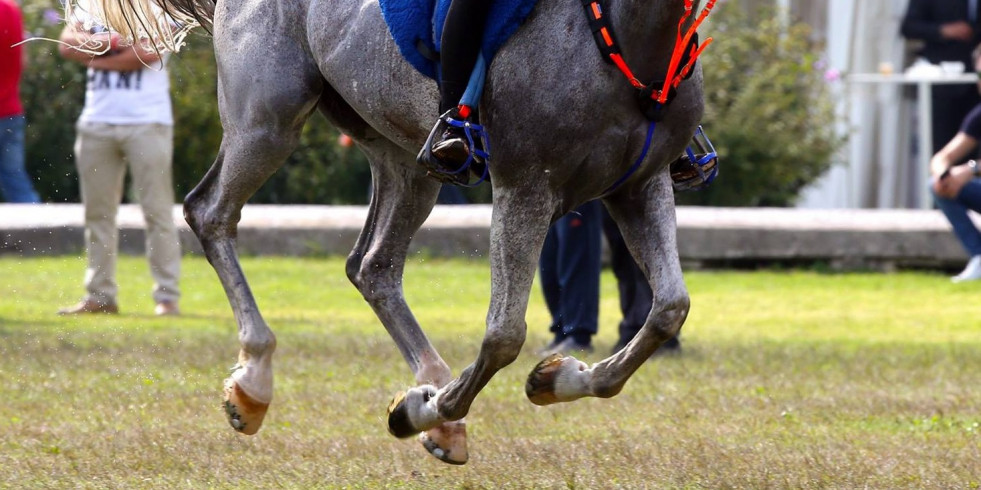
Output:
[526,355,591,405]
[591,378,625,399]
[387,385,442,438]
[240,332,277,358]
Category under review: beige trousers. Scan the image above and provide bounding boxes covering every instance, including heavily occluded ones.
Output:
[75,121,180,305]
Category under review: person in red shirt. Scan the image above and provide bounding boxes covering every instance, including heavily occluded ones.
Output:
[0,0,40,203]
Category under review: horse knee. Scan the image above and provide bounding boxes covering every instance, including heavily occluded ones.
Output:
[653,296,689,340]
[480,323,525,367]
[183,197,239,245]
[348,253,400,303]
[183,167,242,245]
[344,252,365,290]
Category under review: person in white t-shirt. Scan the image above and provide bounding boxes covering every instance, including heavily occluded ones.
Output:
[56,14,181,316]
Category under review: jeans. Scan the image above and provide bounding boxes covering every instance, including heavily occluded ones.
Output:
[934,178,981,256]
[0,115,40,203]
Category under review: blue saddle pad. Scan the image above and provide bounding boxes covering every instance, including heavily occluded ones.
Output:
[379,0,539,80]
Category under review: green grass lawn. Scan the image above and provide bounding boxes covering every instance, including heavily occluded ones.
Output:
[0,255,979,488]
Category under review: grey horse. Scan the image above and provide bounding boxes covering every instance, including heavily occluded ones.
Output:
[81,0,709,464]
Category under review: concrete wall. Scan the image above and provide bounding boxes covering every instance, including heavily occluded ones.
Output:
[0,204,970,271]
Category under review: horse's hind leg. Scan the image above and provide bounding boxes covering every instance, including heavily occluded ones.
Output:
[184,18,323,435]
[525,172,689,404]
[342,137,469,463]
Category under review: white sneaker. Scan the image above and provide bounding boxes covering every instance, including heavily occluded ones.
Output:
[951,255,981,283]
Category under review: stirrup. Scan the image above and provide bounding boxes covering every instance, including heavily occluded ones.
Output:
[670,125,718,192]
[416,108,491,187]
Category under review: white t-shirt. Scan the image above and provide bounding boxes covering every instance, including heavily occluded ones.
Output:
[79,54,173,126]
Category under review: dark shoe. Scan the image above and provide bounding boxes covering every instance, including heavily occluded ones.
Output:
[652,336,682,357]
[154,301,180,316]
[536,337,565,357]
[431,129,472,168]
[537,337,593,357]
[611,336,681,357]
[58,299,119,315]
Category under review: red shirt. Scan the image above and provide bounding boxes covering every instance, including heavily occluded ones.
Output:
[0,0,24,118]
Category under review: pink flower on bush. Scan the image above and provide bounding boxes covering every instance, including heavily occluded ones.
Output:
[43,8,61,26]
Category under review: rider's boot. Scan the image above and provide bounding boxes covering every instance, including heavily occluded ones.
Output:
[417,0,492,184]
[417,107,479,186]
[431,108,475,167]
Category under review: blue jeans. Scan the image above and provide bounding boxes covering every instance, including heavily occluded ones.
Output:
[539,201,602,343]
[0,115,40,203]
[934,179,981,256]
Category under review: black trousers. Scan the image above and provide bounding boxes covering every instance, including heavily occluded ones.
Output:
[931,85,981,155]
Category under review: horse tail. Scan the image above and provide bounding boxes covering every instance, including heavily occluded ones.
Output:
[67,0,215,52]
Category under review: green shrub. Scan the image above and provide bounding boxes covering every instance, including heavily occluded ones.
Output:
[678,0,843,207]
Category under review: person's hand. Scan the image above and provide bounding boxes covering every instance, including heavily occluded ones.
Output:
[84,31,122,54]
[932,164,974,199]
[941,21,974,42]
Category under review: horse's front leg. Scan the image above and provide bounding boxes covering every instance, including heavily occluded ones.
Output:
[525,172,689,404]
[186,134,306,435]
[387,187,550,437]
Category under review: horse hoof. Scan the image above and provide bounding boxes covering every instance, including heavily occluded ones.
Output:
[525,354,566,406]
[525,353,589,406]
[387,391,420,438]
[223,378,269,435]
[420,420,468,465]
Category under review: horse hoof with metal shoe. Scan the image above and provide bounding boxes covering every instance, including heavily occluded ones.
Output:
[525,353,592,405]
[419,420,469,465]
[222,343,275,435]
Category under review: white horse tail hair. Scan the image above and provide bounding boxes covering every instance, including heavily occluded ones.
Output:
[66,0,216,52]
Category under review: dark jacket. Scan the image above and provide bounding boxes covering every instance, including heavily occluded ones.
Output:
[901,0,980,66]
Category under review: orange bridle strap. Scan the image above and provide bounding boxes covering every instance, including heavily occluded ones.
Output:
[583,0,716,106]
[657,0,716,104]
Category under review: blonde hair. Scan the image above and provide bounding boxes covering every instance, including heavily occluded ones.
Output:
[65,0,200,52]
